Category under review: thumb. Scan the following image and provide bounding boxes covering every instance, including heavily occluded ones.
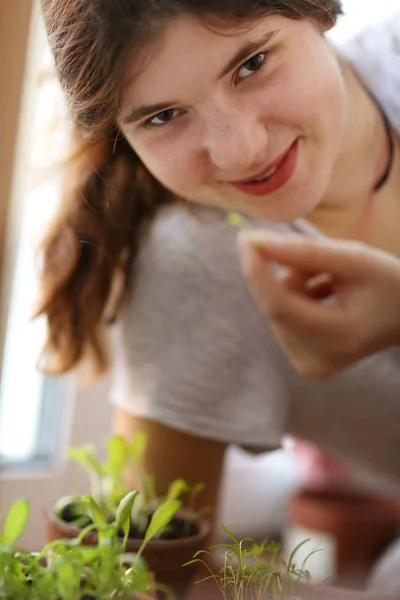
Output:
[238,231,367,281]
[238,233,343,335]
[238,230,282,305]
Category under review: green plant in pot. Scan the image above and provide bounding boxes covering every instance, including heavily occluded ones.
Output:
[185,526,317,600]
[46,433,211,599]
[52,434,133,530]
[1,492,173,599]
[0,498,32,599]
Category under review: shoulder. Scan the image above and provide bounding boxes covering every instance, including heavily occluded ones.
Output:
[137,203,292,285]
[133,203,295,308]
[138,204,239,279]
[131,205,243,320]
[340,11,400,135]
[128,204,267,333]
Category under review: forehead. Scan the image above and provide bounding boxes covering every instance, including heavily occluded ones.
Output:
[122,14,284,104]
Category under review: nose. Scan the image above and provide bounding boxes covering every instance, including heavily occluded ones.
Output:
[202,102,268,173]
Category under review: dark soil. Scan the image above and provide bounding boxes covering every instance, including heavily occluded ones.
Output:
[60,504,92,528]
[60,503,199,540]
[128,514,199,540]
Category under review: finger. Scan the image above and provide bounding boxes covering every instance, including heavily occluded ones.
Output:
[239,232,285,306]
[305,273,335,299]
[276,266,307,291]
[239,239,350,378]
[238,231,368,281]
[239,236,343,335]
[280,268,335,300]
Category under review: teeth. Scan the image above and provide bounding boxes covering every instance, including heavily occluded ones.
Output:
[254,164,278,182]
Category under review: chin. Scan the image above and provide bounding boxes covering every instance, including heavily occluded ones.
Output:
[248,183,321,224]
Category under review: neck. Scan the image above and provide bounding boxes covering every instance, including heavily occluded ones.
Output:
[307,59,396,243]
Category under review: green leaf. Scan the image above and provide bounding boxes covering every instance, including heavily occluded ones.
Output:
[33,566,55,598]
[69,514,92,528]
[122,554,151,594]
[82,496,106,528]
[76,522,98,543]
[191,482,206,496]
[105,434,129,472]
[129,432,148,462]
[67,444,103,476]
[138,499,181,556]
[183,549,212,568]
[220,524,238,543]
[144,473,157,502]
[288,538,311,569]
[56,562,79,600]
[145,500,181,542]
[227,211,252,229]
[115,491,139,546]
[166,479,188,501]
[1,499,29,546]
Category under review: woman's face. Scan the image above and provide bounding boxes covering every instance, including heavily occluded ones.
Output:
[119,14,347,223]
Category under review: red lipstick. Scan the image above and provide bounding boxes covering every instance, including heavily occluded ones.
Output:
[231,139,299,196]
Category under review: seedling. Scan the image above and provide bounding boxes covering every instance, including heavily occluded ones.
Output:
[185,525,319,600]
[227,212,252,230]
[1,492,179,599]
[62,433,207,540]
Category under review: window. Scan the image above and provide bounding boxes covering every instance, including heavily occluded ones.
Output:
[0,7,71,470]
[329,0,400,44]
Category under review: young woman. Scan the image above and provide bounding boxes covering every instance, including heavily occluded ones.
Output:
[37,1,400,593]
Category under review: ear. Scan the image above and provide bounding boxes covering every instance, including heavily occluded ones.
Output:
[323,19,336,34]
[311,11,337,34]
[320,10,338,33]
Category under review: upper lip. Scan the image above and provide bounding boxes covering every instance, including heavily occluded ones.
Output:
[230,142,294,184]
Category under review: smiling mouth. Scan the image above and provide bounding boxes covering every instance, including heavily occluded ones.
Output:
[250,160,284,182]
[235,145,292,184]
[229,139,300,196]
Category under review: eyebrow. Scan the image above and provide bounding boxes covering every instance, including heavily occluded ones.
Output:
[122,29,278,125]
[122,101,180,125]
[217,29,278,80]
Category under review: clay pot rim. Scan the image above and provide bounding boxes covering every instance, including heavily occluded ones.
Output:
[290,489,400,510]
[289,489,400,525]
[45,501,211,550]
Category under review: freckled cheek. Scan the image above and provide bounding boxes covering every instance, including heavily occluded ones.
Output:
[262,54,343,134]
[305,74,347,154]
[135,140,202,191]
[280,77,343,151]
[266,79,326,130]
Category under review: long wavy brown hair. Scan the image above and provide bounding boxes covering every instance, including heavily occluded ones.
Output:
[37,0,342,377]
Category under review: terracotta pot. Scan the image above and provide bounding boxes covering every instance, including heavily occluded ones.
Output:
[288,488,400,589]
[45,505,211,600]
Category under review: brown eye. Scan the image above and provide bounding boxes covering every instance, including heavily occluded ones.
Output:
[147,108,180,127]
[236,52,267,81]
